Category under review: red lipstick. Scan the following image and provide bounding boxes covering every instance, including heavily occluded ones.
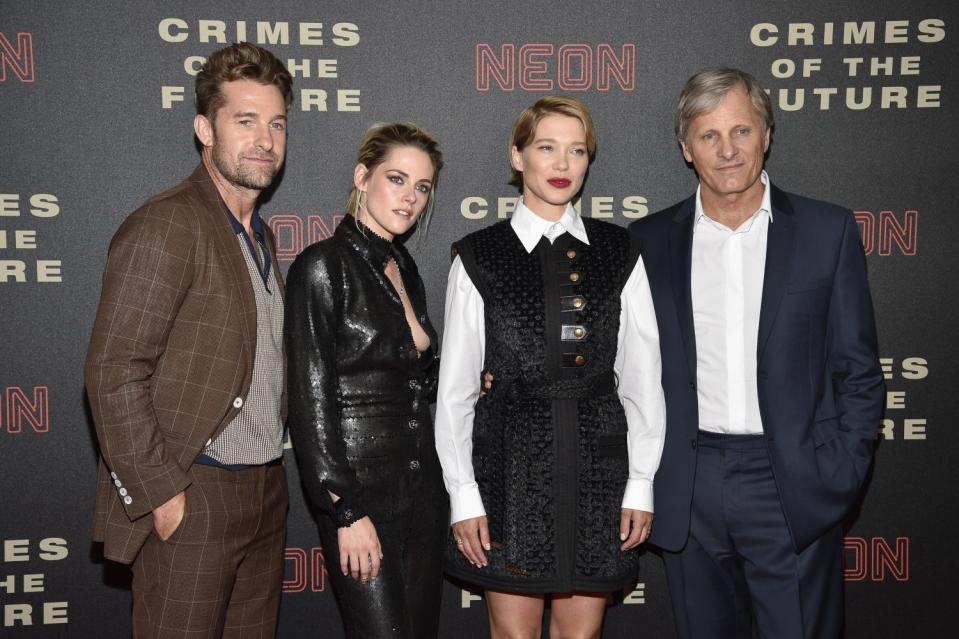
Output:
[548,178,571,188]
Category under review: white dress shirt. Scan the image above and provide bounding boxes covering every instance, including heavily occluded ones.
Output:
[691,171,772,434]
[435,198,666,524]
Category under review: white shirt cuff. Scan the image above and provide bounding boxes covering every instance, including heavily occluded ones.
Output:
[449,484,486,524]
[621,478,654,513]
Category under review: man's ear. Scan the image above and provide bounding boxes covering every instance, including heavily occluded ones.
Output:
[194,114,214,148]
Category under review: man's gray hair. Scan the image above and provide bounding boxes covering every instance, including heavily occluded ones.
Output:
[675,67,774,143]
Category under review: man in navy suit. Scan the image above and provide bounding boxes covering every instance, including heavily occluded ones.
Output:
[629,67,884,638]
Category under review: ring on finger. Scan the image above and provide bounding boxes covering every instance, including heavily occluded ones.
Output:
[455,538,464,546]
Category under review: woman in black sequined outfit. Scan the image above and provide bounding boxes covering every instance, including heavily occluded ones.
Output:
[435,97,666,638]
[285,123,448,638]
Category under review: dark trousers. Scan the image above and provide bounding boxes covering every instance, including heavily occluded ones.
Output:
[317,472,448,639]
[131,462,288,639]
[663,433,843,639]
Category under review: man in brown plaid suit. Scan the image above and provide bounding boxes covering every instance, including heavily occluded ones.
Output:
[85,43,293,638]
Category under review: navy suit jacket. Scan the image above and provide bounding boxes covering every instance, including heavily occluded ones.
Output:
[629,185,884,552]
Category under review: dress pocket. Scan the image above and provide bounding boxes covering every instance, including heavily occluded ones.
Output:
[590,434,628,458]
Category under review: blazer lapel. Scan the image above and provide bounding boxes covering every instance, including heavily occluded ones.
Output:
[757,185,796,362]
[669,195,698,380]
[189,165,257,371]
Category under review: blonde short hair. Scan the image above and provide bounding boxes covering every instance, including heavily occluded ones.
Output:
[508,96,596,186]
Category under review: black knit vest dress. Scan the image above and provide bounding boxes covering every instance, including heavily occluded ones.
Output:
[445,217,642,593]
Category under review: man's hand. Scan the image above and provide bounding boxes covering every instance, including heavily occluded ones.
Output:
[337,516,383,583]
[620,508,653,551]
[479,371,495,397]
[153,491,186,541]
[452,516,490,567]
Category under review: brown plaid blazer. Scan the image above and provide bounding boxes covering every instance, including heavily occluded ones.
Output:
[85,164,286,564]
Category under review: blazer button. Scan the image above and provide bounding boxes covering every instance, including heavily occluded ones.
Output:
[233,397,244,409]
[566,249,577,259]
[689,382,696,390]
[343,509,353,520]
[691,439,698,449]
[572,297,584,309]
[408,419,419,430]
[119,488,128,496]
[408,379,419,390]
[123,496,133,505]
[574,355,586,366]
[569,272,581,283]
[409,460,421,470]
[110,471,118,480]
[114,479,122,487]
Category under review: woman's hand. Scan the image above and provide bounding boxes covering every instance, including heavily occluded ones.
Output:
[620,508,653,551]
[337,516,382,582]
[451,516,490,567]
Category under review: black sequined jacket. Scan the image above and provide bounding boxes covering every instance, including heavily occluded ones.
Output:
[445,218,641,593]
[285,219,443,528]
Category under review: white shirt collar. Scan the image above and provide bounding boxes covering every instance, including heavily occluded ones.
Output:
[510,197,590,253]
[694,170,773,232]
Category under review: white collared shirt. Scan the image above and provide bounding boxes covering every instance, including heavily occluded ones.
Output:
[435,198,666,523]
[691,171,772,434]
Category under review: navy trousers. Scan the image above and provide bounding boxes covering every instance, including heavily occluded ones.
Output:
[662,433,844,639]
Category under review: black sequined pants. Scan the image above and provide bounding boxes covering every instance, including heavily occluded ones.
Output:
[317,465,448,639]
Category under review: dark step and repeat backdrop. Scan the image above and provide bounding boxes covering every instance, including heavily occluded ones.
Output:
[1,1,955,636]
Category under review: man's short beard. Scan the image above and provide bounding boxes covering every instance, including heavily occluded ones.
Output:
[212,143,277,191]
